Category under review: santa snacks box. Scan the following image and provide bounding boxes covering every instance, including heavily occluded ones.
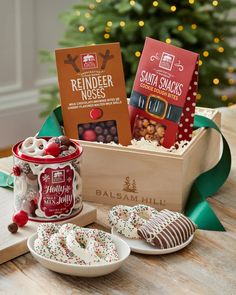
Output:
[129,37,199,148]
[55,40,221,211]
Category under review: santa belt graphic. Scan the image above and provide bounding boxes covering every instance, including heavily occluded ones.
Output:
[130,90,183,123]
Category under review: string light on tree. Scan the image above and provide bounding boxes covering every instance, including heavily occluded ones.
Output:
[203,51,209,57]
[78,25,85,32]
[138,20,145,27]
[40,0,236,115]
[177,25,184,31]
[228,67,235,73]
[120,21,126,27]
[85,13,91,19]
[217,47,224,53]
[212,0,218,6]
[104,33,110,39]
[213,78,220,85]
[196,94,201,100]
[89,4,95,9]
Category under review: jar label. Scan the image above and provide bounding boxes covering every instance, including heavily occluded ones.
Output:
[38,164,75,217]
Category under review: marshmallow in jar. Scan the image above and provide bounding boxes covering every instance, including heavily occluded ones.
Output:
[12,136,83,222]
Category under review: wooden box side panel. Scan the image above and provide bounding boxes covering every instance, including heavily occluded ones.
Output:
[82,147,183,211]
[181,111,221,207]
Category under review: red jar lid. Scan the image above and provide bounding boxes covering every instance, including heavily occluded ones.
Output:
[12,137,83,164]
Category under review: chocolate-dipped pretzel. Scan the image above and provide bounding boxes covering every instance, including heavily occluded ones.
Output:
[137,209,196,249]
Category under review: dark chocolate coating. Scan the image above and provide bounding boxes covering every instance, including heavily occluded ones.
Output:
[103,128,109,136]
[8,223,18,233]
[98,122,105,128]
[109,126,117,135]
[113,136,118,143]
[83,123,91,129]
[78,126,84,136]
[105,134,113,143]
[137,209,196,249]
[105,120,114,127]
[97,135,105,142]
[95,126,103,134]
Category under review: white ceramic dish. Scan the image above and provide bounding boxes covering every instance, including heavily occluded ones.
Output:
[111,228,194,255]
[27,233,130,277]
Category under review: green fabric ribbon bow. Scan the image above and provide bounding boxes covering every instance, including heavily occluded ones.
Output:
[0,171,13,188]
[1,106,231,231]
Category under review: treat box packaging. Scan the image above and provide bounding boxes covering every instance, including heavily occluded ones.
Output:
[80,107,221,212]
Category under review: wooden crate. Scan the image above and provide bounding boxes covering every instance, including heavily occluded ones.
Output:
[80,107,221,211]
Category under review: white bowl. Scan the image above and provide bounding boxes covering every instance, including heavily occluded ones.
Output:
[27,233,130,277]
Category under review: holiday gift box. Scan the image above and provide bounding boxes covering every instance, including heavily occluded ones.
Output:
[129,37,199,148]
[55,42,132,146]
[80,107,221,211]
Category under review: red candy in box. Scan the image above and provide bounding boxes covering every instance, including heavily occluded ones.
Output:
[129,37,199,148]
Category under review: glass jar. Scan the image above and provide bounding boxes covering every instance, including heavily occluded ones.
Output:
[12,137,83,222]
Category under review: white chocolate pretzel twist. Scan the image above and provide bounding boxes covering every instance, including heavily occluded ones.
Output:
[109,204,159,239]
[21,137,47,157]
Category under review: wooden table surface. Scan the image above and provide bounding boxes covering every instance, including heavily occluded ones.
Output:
[0,107,236,295]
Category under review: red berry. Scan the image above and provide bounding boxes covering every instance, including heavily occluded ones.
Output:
[44,142,61,157]
[12,210,29,227]
[90,108,103,120]
[83,130,97,141]
[13,165,21,176]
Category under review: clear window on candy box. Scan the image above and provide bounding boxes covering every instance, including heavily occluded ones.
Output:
[133,115,166,146]
[78,120,119,143]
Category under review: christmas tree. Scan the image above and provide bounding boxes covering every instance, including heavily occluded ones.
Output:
[40,0,236,117]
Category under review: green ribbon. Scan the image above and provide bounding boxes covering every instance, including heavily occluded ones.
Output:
[38,106,64,137]
[1,107,231,231]
[0,171,13,189]
[185,114,231,231]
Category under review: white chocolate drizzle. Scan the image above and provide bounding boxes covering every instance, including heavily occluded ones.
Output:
[138,209,196,249]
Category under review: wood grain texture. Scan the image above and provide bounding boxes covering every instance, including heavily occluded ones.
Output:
[81,109,221,212]
[0,107,236,295]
